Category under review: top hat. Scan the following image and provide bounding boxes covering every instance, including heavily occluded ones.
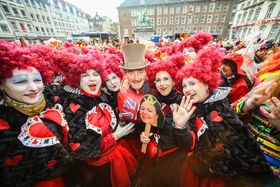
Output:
[120,43,150,70]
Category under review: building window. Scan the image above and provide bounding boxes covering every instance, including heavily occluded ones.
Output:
[221,15,226,23]
[194,16,198,24]
[175,7,180,14]
[163,27,167,33]
[169,27,173,34]
[163,7,168,14]
[12,7,19,15]
[169,17,173,25]
[205,26,210,33]
[223,3,229,11]
[195,5,200,13]
[10,21,18,30]
[215,4,221,12]
[157,27,161,35]
[188,5,193,13]
[19,23,26,31]
[132,19,137,27]
[209,3,215,12]
[202,5,207,12]
[35,26,39,31]
[211,26,217,34]
[157,7,162,15]
[157,18,161,25]
[27,24,32,31]
[20,9,26,17]
[163,17,167,25]
[268,23,279,39]
[188,15,192,24]
[186,26,190,33]
[246,10,254,22]
[182,6,187,14]
[260,25,266,32]
[191,26,197,33]
[214,15,219,23]
[265,3,275,19]
[2,5,10,14]
[200,15,205,23]
[241,12,247,23]
[169,7,174,14]
[181,16,186,24]
[175,16,180,24]
[252,8,261,21]
[207,15,212,23]
[218,26,223,34]
[0,25,9,32]
[36,14,41,21]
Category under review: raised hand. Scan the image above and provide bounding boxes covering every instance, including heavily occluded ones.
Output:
[260,97,280,130]
[140,132,153,144]
[113,122,135,140]
[172,95,196,129]
[244,80,277,112]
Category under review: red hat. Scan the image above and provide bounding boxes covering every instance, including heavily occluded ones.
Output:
[223,53,244,75]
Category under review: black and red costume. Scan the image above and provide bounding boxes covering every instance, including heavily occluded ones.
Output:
[0,87,72,187]
[141,89,194,187]
[58,85,137,187]
[182,87,274,187]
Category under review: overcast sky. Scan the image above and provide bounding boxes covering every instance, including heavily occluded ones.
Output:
[65,0,125,22]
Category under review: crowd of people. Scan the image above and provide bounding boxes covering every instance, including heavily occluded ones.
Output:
[0,32,279,187]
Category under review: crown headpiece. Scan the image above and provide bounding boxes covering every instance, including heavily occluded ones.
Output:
[143,95,157,105]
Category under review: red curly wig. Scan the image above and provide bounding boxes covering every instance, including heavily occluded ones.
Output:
[62,54,107,88]
[104,53,124,80]
[0,40,54,85]
[181,32,213,53]
[147,53,186,89]
[175,46,225,93]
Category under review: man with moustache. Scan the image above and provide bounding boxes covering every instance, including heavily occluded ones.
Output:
[117,43,154,169]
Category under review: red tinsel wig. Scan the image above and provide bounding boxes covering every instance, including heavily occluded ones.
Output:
[181,32,213,53]
[176,46,225,93]
[62,54,107,88]
[147,53,186,89]
[104,54,124,80]
[0,40,54,85]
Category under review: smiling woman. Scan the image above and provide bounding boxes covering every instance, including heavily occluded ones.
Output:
[0,40,72,187]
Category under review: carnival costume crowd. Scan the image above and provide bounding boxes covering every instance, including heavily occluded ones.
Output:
[0,32,279,187]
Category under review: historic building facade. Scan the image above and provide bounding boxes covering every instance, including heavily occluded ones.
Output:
[0,0,90,43]
[229,0,280,41]
[117,0,238,40]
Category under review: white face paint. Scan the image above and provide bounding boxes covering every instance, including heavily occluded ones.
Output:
[182,77,209,104]
[80,69,102,95]
[106,72,121,92]
[0,67,44,104]
[154,71,174,96]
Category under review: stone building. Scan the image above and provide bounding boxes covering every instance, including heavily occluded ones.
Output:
[0,0,90,43]
[117,0,238,40]
[229,0,280,42]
